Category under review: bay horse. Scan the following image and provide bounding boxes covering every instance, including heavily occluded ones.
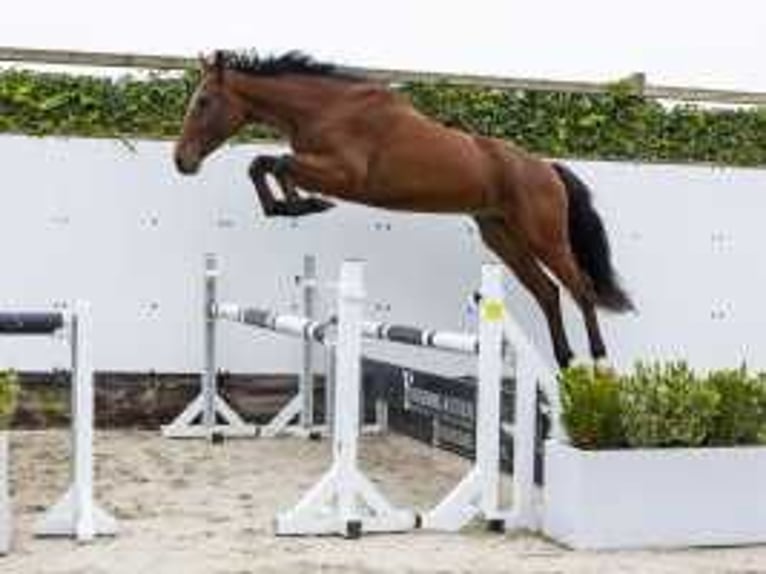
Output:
[174,50,633,368]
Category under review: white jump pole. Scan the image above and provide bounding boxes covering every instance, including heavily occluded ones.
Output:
[0,432,9,554]
[501,308,563,530]
[420,264,506,531]
[35,301,118,541]
[300,254,317,431]
[261,254,324,438]
[202,252,218,433]
[275,260,415,537]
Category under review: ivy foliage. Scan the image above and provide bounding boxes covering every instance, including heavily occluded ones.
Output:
[1,68,766,166]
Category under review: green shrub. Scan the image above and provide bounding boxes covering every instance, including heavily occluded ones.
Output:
[0,371,20,429]
[705,367,766,446]
[558,361,766,449]
[558,365,624,450]
[619,362,719,448]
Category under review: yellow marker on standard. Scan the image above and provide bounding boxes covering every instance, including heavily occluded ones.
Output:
[481,299,505,322]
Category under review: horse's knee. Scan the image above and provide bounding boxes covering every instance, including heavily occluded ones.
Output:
[248,156,266,180]
[272,154,292,180]
[248,155,280,181]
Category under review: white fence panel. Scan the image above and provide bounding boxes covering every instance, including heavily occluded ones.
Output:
[0,134,764,373]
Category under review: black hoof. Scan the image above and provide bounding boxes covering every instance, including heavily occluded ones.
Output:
[264,201,291,217]
[304,197,335,213]
[282,198,335,217]
[264,198,335,218]
[555,350,574,370]
[487,518,505,533]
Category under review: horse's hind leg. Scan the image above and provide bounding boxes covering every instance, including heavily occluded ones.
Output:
[535,244,607,361]
[474,215,574,368]
[500,158,609,363]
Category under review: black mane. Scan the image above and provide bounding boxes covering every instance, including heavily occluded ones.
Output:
[213,50,361,82]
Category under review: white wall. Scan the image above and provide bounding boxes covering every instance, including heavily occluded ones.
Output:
[0,134,764,374]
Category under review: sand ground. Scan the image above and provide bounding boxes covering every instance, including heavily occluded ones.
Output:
[2,430,766,574]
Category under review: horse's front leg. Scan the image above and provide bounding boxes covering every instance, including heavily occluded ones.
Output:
[248,155,291,216]
[273,152,362,211]
[248,155,335,217]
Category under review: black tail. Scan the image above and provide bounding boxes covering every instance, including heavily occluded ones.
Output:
[552,162,633,312]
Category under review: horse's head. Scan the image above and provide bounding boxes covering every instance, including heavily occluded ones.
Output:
[174,52,249,175]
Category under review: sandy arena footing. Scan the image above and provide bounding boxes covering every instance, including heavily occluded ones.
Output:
[2,430,766,574]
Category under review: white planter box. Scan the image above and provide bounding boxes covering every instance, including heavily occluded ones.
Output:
[0,433,9,555]
[543,439,766,550]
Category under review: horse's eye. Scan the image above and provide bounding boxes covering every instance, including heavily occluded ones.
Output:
[197,96,210,110]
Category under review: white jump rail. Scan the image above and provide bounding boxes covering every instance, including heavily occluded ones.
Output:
[0,303,117,555]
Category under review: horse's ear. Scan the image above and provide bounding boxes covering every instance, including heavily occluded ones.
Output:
[211,51,224,83]
[198,52,223,83]
[198,52,210,72]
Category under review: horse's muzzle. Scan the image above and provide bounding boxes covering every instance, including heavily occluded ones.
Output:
[174,149,200,175]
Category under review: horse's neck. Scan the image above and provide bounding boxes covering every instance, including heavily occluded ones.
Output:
[229,73,343,133]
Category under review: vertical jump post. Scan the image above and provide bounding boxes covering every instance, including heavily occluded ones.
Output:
[160,254,257,439]
[299,254,317,431]
[33,301,118,541]
[275,260,416,537]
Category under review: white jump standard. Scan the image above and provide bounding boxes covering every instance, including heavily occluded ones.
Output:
[275,260,562,536]
[162,254,326,440]
[162,254,258,439]
[165,253,560,536]
[275,261,416,537]
[0,304,117,554]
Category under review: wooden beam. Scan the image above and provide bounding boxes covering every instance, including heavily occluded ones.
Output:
[1,46,766,106]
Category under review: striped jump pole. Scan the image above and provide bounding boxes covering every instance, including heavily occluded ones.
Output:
[216,299,336,438]
[361,321,478,355]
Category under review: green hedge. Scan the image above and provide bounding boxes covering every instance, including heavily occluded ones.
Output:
[1,68,766,166]
[560,363,766,450]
